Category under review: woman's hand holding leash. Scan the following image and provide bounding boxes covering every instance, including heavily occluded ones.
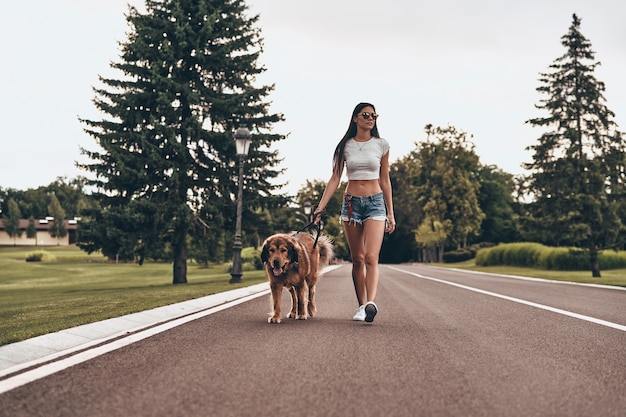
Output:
[312,206,325,225]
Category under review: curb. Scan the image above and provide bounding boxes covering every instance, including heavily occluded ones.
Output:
[0,265,343,378]
[0,282,270,376]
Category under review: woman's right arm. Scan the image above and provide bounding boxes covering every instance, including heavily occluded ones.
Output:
[313,169,343,223]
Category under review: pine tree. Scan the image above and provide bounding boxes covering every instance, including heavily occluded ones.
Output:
[26,216,37,242]
[524,14,626,277]
[4,198,22,245]
[79,0,285,283]
[47,193,67,243]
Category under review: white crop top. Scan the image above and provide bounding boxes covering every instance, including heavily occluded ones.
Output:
[344,137,390,180]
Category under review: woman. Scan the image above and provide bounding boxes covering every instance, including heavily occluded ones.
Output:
[313,102,395,323]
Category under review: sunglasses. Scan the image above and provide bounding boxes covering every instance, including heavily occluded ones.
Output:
[357,112,379,120]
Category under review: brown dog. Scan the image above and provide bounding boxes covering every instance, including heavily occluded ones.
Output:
[261,232,334,323]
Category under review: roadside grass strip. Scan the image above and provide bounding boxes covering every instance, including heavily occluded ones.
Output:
[0,265,341,395]
[0,285,270,394]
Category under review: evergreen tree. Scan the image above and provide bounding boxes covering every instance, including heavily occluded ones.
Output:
[524,14,626,277]
[78,0,285,283]
[47,193,68,244]
[3,198,22,245]
[26,216,37,242]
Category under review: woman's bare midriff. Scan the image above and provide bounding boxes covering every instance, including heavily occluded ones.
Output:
[345,179,382,197]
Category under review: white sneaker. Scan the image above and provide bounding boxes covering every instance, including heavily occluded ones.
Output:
[352,305,366,321]
[364,301,378,323]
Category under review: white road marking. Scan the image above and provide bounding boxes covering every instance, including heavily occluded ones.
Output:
[0,265,343,394]
[446,266,626,291]
[389,266,626,332]
[0,290,269,395]
[2,264,620,394]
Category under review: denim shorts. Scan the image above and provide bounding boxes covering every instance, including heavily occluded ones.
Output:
[340,192,387,225]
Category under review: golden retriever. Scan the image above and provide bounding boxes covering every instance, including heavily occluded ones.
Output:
[261,232,334,323]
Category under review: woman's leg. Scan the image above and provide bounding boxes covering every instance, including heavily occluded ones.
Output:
[343,221,366,305]
[362,219,386,302]
[343,219,386,304]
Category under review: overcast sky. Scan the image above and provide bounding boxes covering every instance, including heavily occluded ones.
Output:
[1,0,625,196]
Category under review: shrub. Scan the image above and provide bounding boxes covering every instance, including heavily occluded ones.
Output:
[443,248,475,263]
[223,246,263,273]
[25,251,57,263]
[222,260,260,274]
[443,243,495,264]
[476,243,626,270]
[540,248,588,270]
[477,242,545,267]
[242,246,262,270]
[598,250,626,269]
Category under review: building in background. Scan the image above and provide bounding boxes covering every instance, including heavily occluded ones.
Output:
[0,218,78,246]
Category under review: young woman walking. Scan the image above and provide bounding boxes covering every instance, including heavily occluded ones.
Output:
[313,102,395,323]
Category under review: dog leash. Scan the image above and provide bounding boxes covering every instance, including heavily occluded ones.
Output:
[293,220,324,249]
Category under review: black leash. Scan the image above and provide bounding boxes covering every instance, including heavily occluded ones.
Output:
[293,220,324,249]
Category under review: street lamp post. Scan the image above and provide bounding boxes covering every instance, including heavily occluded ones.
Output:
[230,125,252,284]
[303,201,312,224]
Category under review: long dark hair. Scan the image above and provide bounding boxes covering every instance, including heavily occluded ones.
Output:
[332,102,380,174]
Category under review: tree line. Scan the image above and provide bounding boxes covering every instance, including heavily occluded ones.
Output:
[0,178,92,243]
[1,5,624,281]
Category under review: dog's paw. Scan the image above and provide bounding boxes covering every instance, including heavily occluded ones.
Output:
[287,312,297,319]
[268,316,282,324]
[296,314,308,320]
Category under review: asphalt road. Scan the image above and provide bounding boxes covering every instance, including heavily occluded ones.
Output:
[1,264,625,417]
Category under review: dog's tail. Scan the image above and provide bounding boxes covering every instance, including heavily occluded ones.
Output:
[316,234,335,267]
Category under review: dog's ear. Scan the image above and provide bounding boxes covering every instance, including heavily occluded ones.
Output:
[260,240,270,264]
[288,237,310,277]
[287,239,298,264]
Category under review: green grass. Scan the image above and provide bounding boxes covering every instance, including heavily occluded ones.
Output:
[437,259,626,287]
[0,246,266,346]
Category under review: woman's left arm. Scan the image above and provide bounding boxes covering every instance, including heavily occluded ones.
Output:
[379,151,395,233]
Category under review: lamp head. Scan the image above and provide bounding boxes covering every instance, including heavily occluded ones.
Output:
[234,125,252,156]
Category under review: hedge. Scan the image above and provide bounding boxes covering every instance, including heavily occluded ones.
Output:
[475,243,626,270]
[443,243,495,263]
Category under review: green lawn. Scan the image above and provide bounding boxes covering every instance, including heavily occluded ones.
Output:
[436,259,626,287]
[0,246,266,346]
